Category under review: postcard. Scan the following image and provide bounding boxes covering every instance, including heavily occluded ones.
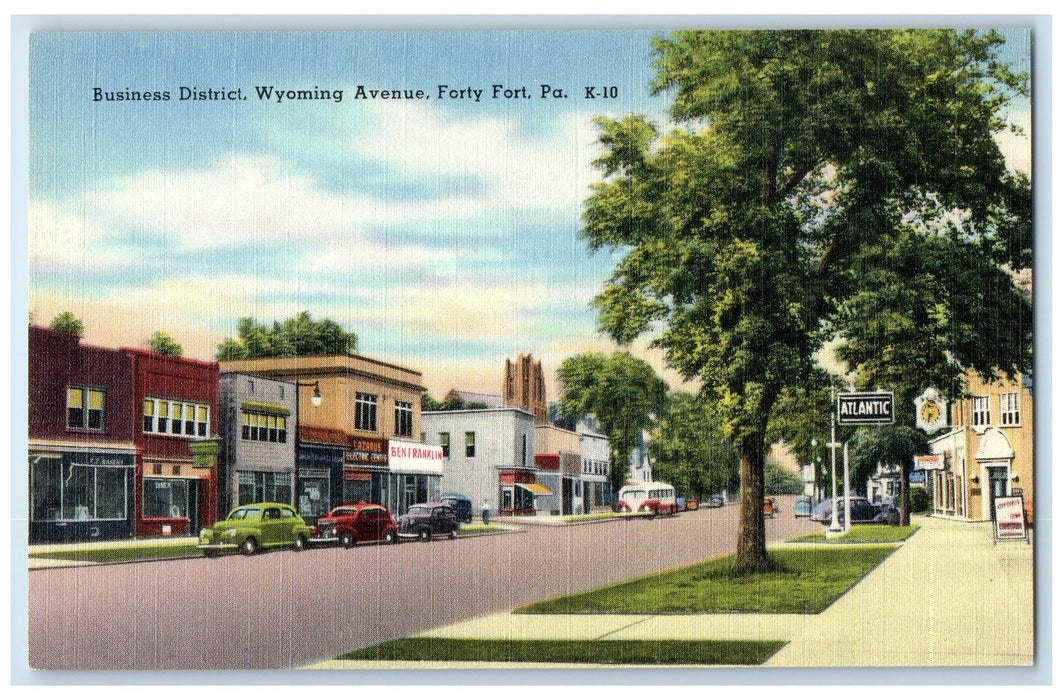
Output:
[20,20,1038,679]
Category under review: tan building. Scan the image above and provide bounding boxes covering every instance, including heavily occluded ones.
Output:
[535,423,582,515]
[504,353,548,424]
[218,354,432,520]
[927,370,1034,524]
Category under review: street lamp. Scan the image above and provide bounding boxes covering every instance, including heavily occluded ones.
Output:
[293,380,322,514]
[827,388,843,535]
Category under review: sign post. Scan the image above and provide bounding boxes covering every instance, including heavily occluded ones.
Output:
[832,391,895,535]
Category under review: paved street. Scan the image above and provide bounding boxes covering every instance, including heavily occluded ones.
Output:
[27,496,817,670]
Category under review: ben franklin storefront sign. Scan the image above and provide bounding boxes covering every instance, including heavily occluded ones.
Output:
[837,391,895,424]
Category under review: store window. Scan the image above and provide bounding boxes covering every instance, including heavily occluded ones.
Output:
[356,392,378,431]
[144,478,190,518]
[395,400,413,437]
[30,458,129,521]
[238,471,293,506]
[1000,392,1020,426]
[67,386,105,430]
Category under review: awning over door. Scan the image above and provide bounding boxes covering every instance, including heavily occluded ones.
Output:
[516,482,553,496]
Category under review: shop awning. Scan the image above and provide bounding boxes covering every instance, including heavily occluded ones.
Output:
[516,482,553,496]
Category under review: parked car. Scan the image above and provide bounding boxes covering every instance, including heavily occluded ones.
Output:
[396,501,460,541]
[198,502,311,557]
[706,495,724,508]
[763,497,777,518]
[794,495,813,518]
[873,502,901,525]
[809,496,880,526]
[675,496,687,512]
[310,502,398,547]
[685,498,699,511]
[440,493,473,523]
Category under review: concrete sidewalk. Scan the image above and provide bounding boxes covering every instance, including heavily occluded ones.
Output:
[305,515,1033,668]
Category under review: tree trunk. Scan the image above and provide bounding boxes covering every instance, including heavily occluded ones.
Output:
[734,434,770,572]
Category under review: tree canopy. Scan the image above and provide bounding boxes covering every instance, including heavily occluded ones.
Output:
[556,351,669,493]
[150,331,184,357]
[215,311,358,360]
[48,311,84,336]
[649,392,740,499]
[583,29,1031,571]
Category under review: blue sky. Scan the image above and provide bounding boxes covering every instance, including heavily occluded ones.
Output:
[27,29,1032,398]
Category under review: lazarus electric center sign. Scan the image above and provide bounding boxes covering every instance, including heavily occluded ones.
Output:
[837,391,895,425]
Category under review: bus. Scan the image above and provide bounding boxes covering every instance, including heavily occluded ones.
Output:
[617,481,678,517]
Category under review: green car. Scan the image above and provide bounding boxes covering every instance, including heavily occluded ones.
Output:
[198,502,311,557]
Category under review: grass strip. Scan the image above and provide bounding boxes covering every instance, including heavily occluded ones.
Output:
[789,525,918,544]
[339,638,784,666]
[29,542,202,563]
[561,512,621,523]
[517,546,895,615]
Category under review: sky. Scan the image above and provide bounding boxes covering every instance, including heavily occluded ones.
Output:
[26,28,1032,400]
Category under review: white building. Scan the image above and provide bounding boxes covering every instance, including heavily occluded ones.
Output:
[629,430,653,483]
[577,418,613,512]
[422,407,538,516]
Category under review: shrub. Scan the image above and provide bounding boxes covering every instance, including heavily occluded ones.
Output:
[897,485,929,512]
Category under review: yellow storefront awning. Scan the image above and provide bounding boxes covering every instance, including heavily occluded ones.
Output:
[516,482,553,496]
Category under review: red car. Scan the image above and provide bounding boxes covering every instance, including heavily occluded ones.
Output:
[310,502,398,548]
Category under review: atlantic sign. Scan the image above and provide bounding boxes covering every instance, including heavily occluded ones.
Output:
[837,391,895,425]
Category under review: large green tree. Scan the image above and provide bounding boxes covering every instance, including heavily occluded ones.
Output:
[150,331,184,358]
[216,311,358,360]
[556,351,669,494]
[650,392,739,499]
[48,311,84,336]
[583,29,1030,571]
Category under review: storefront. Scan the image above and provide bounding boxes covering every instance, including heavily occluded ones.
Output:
[29,444,136,543]
[498,468,541,515]
[341,436,390,506]
[387,439,443,516]
[139,453,214,536]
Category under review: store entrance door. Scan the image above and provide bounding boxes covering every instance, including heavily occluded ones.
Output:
[989,466,1009,520]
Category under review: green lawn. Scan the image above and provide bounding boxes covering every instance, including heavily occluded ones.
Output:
[789,525,918,544]
[516,546,896,615]
[339,638,784,666]
[29,542,202,563]
[562,512,620,523]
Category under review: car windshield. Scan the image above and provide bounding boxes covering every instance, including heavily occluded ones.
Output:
[407,506,430,516]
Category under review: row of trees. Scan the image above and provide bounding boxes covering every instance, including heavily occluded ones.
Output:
[580,29,1032,571]
[41,311,186,358]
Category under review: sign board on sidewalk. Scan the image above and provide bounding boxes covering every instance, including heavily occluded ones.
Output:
[837,391,895,424]
[993,495,1028,542]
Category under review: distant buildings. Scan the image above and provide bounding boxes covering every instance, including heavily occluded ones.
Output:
[504,353,548,423]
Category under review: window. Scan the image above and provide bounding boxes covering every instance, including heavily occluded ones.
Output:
[395,400,413,437]
[67,385,105,430]
[972,395,990,428]
[241,410,287,443]
[143,478,189,518]
[30,458,129,522]
[439,432,450,458]
[143,397,210,437]
[1000,392,1020,426]
[465,431,476,458]
[238,471,292,506]
[356,392,377,431]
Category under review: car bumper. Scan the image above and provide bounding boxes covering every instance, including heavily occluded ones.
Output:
[197,541,239,552]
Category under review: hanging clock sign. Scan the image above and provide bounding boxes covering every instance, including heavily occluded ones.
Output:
[915,387,948,433]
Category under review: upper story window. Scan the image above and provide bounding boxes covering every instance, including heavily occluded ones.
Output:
[395,400,413,437]
[241,411,287,443]
[67,385,105,430]
[439,432,450,458]
[144,397,209,437]
[465,431,476,458]
[971,395,991,429]
[1000,392,1020,426]
[356,392,377,432]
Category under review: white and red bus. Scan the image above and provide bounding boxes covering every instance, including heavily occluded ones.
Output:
[617,481,677,517]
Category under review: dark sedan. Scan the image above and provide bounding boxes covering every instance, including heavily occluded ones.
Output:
[809,497,880,526]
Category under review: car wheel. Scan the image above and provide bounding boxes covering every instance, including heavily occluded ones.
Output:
[340,531,355,549]
[419,528,431,542]
[384,530,396,544]
[241,537,258,556]
[203,550,218,559]
[293,534,307,552]
[449,527,459,540]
